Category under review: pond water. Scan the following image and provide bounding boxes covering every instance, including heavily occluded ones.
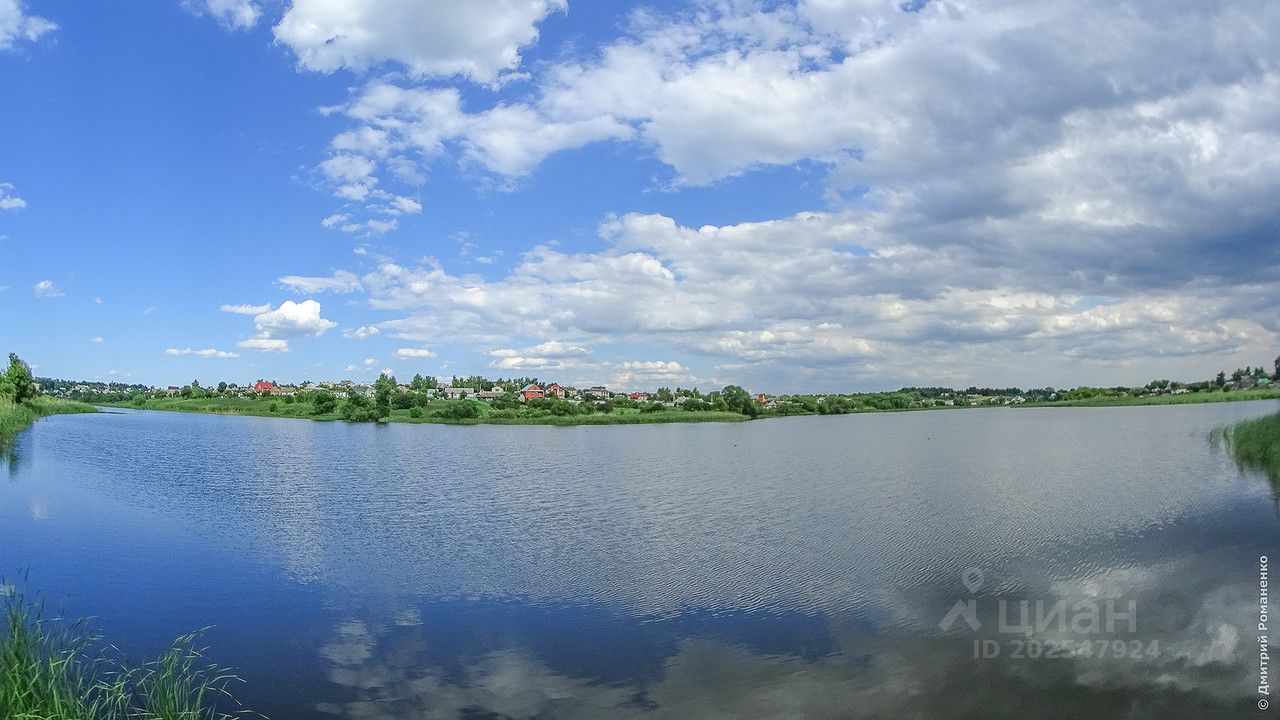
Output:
[3,401,1279,718]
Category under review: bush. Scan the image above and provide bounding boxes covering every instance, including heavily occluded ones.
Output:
[408,407,422,419]
[433,400,481,420]
[311,390,338,415]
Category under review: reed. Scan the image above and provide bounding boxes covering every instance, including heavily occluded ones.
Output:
[0,585,253,720]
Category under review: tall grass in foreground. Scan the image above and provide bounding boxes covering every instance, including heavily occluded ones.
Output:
[1216,411,1280,481]
[0,587,254,720]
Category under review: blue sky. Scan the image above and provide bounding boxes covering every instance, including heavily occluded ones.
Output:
[2,0,1278,392]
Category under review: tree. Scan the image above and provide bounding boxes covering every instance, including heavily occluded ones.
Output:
[1216,371,1227,388]
[410,373,438,391]
[374,374,395,420]
[312,389,338,415]
[719,384,758,418]
[1,353,37,403]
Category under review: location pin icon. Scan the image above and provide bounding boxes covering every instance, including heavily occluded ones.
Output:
[962,568,984,593]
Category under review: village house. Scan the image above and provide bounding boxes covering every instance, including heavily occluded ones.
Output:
[519,383,544,402]
[442,387,472,400]
[253,380,275,394]
[477,388,507,400]
[545,383,566,399]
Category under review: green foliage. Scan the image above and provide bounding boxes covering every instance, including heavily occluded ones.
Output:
[0,354,37,404]
[0,586,251,720]
[408,407,423,419]
[311,390,338,415]
[341,389,380,423]
[1221,411,1280,481]
[433,400,481,420]
[718,385,758,418]
[373,375,395,420]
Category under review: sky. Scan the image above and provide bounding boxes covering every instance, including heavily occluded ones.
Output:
[1,0,1278,393]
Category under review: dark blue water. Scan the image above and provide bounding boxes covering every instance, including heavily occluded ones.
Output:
[3,401,1279,718]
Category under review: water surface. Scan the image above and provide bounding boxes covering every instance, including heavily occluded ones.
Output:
[3,402,1278,718]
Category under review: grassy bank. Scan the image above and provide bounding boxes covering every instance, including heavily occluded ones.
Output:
[0,396,97,445]
[1022,388,1280,408]
[1218,411,1280,481]
[0,586,249,720]
[103,395,751,426]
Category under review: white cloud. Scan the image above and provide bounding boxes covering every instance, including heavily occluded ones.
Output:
[272,0,567,84]
[252,299,337,338]
[343,357,379,372]
[394,347,437,359]
[165,347,240,358]
[33,279,62,297]
[89,336,103,343]
[237,337,290,353]
[0,182,26,209]
[183,0,261,29]
[220,303,272,315]
[609,360,699,389]
[236,299,337,353]
[343,325,380,339]
[277,270,363,294]
[0,0,56,51]
[93,296,102,304]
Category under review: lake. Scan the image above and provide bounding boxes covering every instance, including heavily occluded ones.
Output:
[3,401,1279,718]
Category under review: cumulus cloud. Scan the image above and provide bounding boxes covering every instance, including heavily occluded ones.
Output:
[32,279,62,297]
[182,0,260,29]
[165,347,240,358]
[236,300,337,353]
[273,0,566,83]
[0,182,26,209]
[248,0,1280,389]
[393,347,437,359]
[0,0,55,50]
[89,336,103,343]
[609,360,699,389]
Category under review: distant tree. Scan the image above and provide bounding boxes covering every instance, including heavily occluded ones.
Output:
[719,384,758,418]
[410,373,438,391]
[1275,355,1280,380]
[312,389,338,415]
[341,388,379,422]
[374,374,395,419]
[1216,371,1227,388]
[217,381,228,393]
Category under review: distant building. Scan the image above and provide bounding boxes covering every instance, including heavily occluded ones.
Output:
[253,380,275,394]
[519,383,544,402]
[443,387,472,399]
[545,383,566,399]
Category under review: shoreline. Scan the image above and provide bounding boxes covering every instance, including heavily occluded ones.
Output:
[0,396,98,446]
[89,388,1280,429]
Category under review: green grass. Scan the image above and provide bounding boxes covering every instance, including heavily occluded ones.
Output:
[0,396,97,446]
[1217,411,1280,481]
[0,586,250,720]
[1021,388,1280,408]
